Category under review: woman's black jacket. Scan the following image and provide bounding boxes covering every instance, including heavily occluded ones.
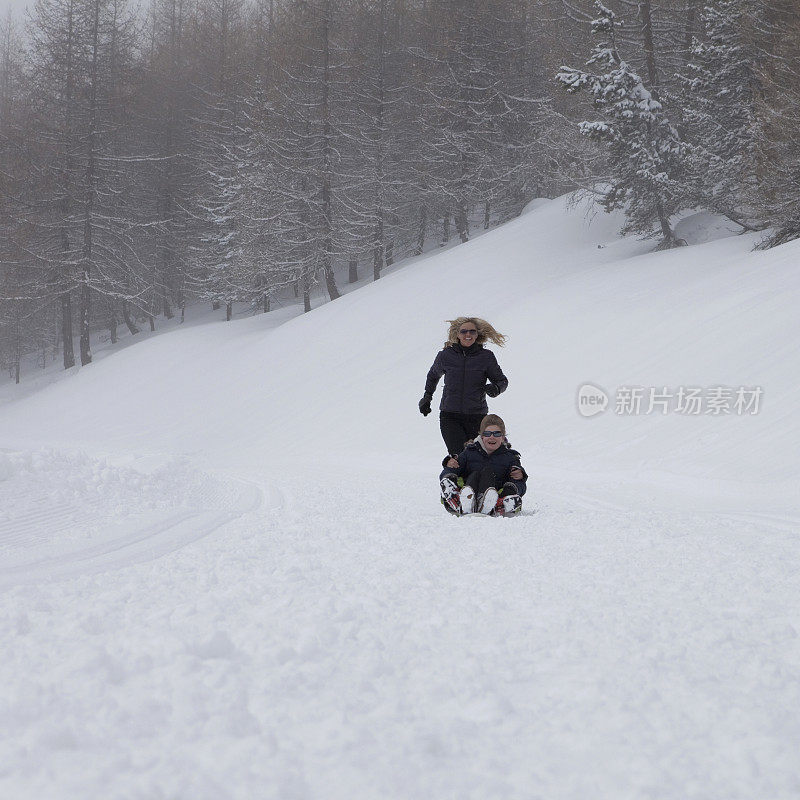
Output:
[424,342,508,415]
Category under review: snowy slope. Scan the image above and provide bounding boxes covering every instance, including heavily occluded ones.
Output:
[1,195,799,800]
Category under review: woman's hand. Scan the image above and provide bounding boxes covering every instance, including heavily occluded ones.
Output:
[509,466,523,481]
[446,457,459,469]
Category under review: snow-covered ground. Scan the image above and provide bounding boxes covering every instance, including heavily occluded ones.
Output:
[1,195,798,799]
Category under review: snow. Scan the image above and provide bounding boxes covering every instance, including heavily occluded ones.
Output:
[1,194,799,799]
[673,210,744,245]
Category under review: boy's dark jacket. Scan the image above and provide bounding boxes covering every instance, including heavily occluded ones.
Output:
[439,439,528,496]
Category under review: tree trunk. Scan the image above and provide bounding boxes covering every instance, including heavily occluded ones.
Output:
[455,202,469,243]
[639,0,660,97]
[322,265,340,301]
[416,206,427,255]
[122,301,139,335]
[655,196,676,246]
[226,302,232,321]
[303,273,311,313]
[348,257,358,283]
[640,0,674,246]
[61,291,75,369]
[79,281,91,365]
[212,301,220,310]
[109,309,118,344]
[320,0,340,302]
[442,214,450,245]
[13,312,20,385]
[372,0,388,281]
[79,0,102,367]
[59,0,76,371]
[682,1,699,65]
[373,215,384,281]
[264,294,270,312]
[158,190,175,320]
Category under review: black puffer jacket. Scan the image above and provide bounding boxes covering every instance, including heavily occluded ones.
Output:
[424,343,508,414]
[439,439,528,496]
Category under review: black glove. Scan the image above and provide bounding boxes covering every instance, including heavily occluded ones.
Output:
[485,383,500,398]
[418,393,432,416]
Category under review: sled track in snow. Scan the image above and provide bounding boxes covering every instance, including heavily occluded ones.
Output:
[0,473,277,590]
[0,502,84,546]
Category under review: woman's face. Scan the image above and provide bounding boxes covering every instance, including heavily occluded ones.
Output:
[456,321,478,347]
[481,427,505,452]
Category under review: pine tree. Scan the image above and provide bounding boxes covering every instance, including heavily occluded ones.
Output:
[751,0,800,246]
[558,0,685,247]
[679,0,762,227]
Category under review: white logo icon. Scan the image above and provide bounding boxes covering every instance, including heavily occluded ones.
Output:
[577,383,609,417]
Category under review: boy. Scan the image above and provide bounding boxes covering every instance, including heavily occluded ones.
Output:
[439,414,527,516]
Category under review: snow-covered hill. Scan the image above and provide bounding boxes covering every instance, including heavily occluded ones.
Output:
[1,195,799,799]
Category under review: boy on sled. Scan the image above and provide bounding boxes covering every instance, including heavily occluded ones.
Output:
[439,414,527,516]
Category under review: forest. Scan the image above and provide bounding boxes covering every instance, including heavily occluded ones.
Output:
[1,0,798,380]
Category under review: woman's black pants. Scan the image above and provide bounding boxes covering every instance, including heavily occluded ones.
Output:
[439,411,484,456]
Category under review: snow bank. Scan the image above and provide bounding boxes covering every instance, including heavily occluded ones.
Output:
[674,210,744,245]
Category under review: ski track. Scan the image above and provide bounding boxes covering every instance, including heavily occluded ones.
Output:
[2,464,800,800]
[0,448,272,589]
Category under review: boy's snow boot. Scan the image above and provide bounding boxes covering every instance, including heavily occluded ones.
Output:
[478,487,499,515]
[459,486,476,515]
[440,475,462,515]
[498,483,522,516]
[502,494,522,516]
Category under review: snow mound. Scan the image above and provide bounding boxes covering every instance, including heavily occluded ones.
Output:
[520,196,552,215]
[674,211,743,245]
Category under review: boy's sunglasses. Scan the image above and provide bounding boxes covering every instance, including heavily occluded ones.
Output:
[481,430,504,438]
[458,328,478,335]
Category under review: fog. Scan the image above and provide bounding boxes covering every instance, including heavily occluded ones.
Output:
[2,0,30,22]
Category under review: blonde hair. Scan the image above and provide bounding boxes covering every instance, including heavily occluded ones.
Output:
[444,317,507,348]
[480,414,506,435]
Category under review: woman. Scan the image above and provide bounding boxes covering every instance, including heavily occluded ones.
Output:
[439,414,527,516]
[419,317,509,455]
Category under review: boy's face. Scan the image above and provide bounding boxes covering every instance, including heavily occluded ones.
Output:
[481,427,504,452]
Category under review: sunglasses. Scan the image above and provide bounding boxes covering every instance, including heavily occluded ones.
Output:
[458,328,478,336]
[481,430,504,438]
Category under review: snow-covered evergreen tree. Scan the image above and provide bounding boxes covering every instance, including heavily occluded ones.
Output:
[679,0,761,227]
[558,1,685,247]
[751,0,800,247]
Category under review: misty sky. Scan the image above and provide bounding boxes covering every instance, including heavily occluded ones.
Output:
[2,0,32,23]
